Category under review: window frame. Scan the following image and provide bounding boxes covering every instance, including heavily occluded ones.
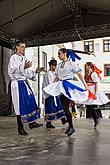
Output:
[42,51,47,71]
[84,40,94,53]
[104,64,110,77]
[103,39,110,52]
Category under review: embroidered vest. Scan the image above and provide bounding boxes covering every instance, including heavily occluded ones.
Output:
[84,73,94,83]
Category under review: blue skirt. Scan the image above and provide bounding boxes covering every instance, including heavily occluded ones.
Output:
[18,80,40,123]
[45,96,65,122]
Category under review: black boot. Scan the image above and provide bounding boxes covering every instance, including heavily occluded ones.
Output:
[17,115,28,135]
[67,128,75,136]
[94,119,100,128]
[29,122,43,129]
[65,127,70,134]
[46,122,55,128]
[18,128,28,135]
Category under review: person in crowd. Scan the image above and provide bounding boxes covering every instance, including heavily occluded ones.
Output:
[84,62,109,127]
[8,40,45,135]
[43,48,88,136]
[42,59,67,128]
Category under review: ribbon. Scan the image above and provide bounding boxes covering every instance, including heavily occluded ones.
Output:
[61,79,86,98]
[88,90,96,100]
[67,49,81,62]
[94,65,102,80]
[87,83,96,100]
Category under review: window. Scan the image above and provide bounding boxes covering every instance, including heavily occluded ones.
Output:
[84,41,94,52]
[104,64,110,76]
[42,51,47,71]
[103,40,110,52]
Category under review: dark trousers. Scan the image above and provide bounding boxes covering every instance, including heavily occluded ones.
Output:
[17,115,24,130]
[86,105,99,123]
[72,105,76,112]
[17,115,36,130]
[96,107,102,118]
[60,95,73,128]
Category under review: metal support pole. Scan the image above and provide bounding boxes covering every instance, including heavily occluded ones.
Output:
[38,46,40,107]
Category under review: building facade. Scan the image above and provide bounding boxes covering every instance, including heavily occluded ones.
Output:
[71,37,110,99]
[25,37,110,110]
[25,44,63,109]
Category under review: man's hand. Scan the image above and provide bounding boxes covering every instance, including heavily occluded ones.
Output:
[36,67,46,73]
[24,60,32,69]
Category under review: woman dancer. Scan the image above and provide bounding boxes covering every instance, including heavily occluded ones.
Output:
[84,62,109,127]
[43,48,88,136]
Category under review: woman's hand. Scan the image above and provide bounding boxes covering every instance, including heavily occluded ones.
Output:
[85,86,89,91]
[53,77,59,82]
[94,95,97,99]
[78,73,89,91]
[94,92,97,99]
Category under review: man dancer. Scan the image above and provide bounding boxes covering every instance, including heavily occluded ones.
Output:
[42,59,67,128]
[8,40,45,135]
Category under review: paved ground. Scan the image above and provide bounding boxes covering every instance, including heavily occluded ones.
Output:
[0,117,110,165]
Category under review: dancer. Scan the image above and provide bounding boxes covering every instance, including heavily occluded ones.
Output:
[84,62,110,127]
[42,59,67,128]
[43,48,88,136]
[8,40,45,135]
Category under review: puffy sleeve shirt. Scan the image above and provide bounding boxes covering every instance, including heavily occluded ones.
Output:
[42,70,56,88]
[91,72,99,83]
[8,54,37,81]
[56,60,82,80]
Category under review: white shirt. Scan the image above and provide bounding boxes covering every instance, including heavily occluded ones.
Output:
[8,53,36,81]
[42,70,56,99]
[42,70,56,88]
[56,60,82,80]
[91,72,99,83]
